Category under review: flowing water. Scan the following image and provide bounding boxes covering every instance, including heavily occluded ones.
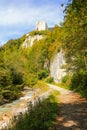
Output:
[0,89,34,129]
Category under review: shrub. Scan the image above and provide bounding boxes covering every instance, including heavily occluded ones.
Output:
[29,30,39,36]
[12,71,23,85]
[38,69,49,80]
[70,70,87,97]
[62,75,69,83]
[1,90,20,101]
[29,30,49,36]
[16,84,24,90]
[61,74,72,89]
[0,94,5,105]
[6,94,58,130]
[45,76,54,83]
[0,70,12,87]
[24,73,38,87]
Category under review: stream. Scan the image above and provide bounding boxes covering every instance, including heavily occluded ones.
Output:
[0,89,34,129]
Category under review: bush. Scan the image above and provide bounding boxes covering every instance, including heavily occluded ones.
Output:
[29,30,49,36]
[1,90,20,101]
[0,70,12,87]
[16,84,24,90]
[6,94,58,130]
[12,71,23,85]
[70,70,87,97]
[45,76,54,83]
[0,94,5,105]
[29,30,39,36]
[61,74,72,89]
[38,69,49,80]
[70,71,87,89]
[62,75,69,83]
[24,73,38,87]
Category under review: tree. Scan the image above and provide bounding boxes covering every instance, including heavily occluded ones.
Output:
[62,0,87,95]
[63,0,87,72]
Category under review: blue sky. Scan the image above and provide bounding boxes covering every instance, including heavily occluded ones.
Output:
[0,0,68,45]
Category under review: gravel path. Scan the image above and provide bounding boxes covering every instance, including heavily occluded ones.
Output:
[48,84,87,130]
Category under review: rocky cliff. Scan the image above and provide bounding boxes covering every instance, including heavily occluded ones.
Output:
[22,31,66,83]
[50,50,66,83]
[22,33,43,48]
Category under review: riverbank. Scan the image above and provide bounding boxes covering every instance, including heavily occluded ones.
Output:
[0,82,51,130]
[0,87,34,130]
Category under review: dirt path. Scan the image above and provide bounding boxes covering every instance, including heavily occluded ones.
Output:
[48,84,87,130]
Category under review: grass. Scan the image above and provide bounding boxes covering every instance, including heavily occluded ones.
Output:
[56,82,69,90]
[4,90,59,130]
[56,82,87,99]
[33,81,50,94]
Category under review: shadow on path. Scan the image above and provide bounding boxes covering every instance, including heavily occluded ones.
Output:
[51,93,87,130]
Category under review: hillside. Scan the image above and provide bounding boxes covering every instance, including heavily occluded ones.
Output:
[0,26,63,104]
[0,3,87,104]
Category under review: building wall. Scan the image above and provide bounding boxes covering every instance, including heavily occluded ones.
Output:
[36,21,48,31]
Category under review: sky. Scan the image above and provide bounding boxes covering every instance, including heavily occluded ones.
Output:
[0,0,68,45]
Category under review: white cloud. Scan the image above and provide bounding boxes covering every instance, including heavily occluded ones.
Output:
[0,3,64,26]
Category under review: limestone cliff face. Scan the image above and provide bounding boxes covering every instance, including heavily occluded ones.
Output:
[22,33,43,48]
[22,31,66,83]
[50,50,66,83]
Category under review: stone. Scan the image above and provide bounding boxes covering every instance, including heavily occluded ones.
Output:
[22,34,43,48]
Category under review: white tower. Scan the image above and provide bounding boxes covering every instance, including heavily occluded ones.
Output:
[36,21,48,31]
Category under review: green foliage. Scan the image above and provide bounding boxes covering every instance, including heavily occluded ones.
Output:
[11,69,23,85]
[0,70,12,87]
[29,30,50,36]
[1,90,20,101]
[61,74,72,85]
[27,39,50,73]
[45,76,54,83]
[24,73,38,87]
[0,49,4,68]
[33,81,49,93]
[27,26,62,75]
[60,74,72,89]
[6,94,58,130]
[38,69,49,80]
[61,71,87,97]
[0,34,27,104]
[29,30,40,36]
[61,0,87,97]
[63,0,87,72]
[0,25,63,103]
[70,71,87,97]
[62,75,68,83]
[3,34,26,51]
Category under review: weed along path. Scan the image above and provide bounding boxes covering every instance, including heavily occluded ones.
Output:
[48,84,87,130]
